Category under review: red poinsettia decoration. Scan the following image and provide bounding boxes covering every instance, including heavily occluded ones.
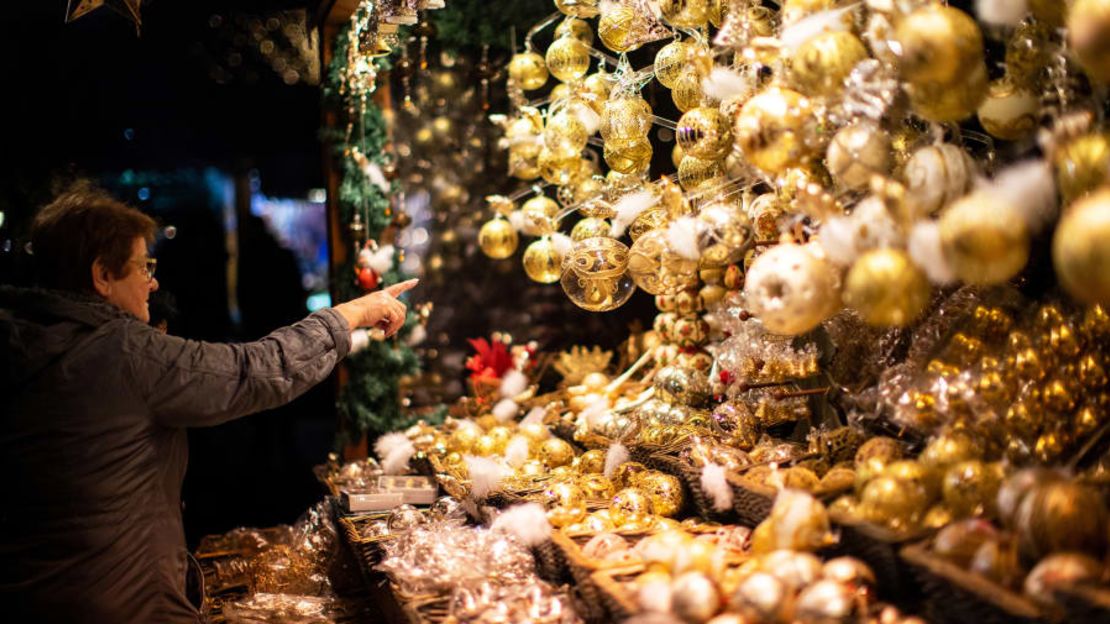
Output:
[465,336,514,382]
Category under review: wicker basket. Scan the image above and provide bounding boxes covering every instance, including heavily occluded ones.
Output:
[590,563,644,621]
[830,513,931,606]
[726,473,778,526]
[901,541,1046,624]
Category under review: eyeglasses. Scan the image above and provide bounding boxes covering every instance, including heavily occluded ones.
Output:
[130,258,157,280]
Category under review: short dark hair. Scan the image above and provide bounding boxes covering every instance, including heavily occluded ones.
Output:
[30,184,156,292]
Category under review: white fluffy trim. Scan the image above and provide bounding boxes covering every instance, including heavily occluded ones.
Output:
[551,232,574,256]
[493,398,520,422]
[521,406,547,426]
[582,396,611,429]
[374,432,410,462]
[781,5,855,50]
[701,67,751,103]
[908,221,956,285]
[666,216,702,261]
[368,244,394,274]
[989,160,1057,233]
[505,435,531,468]
[508,210,526,233]
[611,190,659,238]
[464,455,506,499]
[818,216,859,266]
[701,463,734,512]
[500,369,529,398]
[490,502,551,547]
[362,161,391,193]
[378,434,415,476]
[604,442,630,479]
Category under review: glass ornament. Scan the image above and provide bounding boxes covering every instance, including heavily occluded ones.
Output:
[560,237,636,311]
[478,216,519,259]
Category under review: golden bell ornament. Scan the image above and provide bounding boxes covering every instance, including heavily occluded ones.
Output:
[903,143,977,217]
[555,16,594,45]
[478,217,519,259]
[791,30,869,98]
[672,67,708,112]
[843,249,931,327]
[598,6,641,53]
[678,156,725,191]
[560,236,637,312]
[539,437,576,468]
[523,237,564,284]
[907,62,989,123]
[743,242,841,336]
[508,50,549,90]
[637,472,685,517]
[628,229,699,296]
[942,460,1003,519]
[677,107,733,161]
[570,217,612,241]
[977,78,1039,141]
[826,122,891,190]
[895,5,984,86]
[735,86,817,174]
[939,191,1030,285]
[600,94,652,141]
[1053,188,1110,306]
[520,195,560,236]
[555,0,600,18]
[544,108,589,152]
[604,136,653,174]
[1068,0,1110,83]
[859,475,929,531]
[609,487,655,526]
[658,0,709,28]
[546,34,592,83]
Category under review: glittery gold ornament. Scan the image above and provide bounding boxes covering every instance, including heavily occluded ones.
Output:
[538,144,581,186]
[730,571,791,622]
[678,156,725,191]
[939,191,1030,285]
[521,195,560,237]
[555,16,594,45]
[539,437,576,468]
[571,217,612,241]
[544,108,588,153]
[561,236,636,312]
[628,229,699,295]
[508,50,548,90]
[638,472,685,517]
[859,475,928,531]
[598,6,640,53]
[672,67,707,112]
[555,0,600,18]
[885,460,940,502]
[826,122,891,190]
[942,460,1003,519]
[1054,133,1110,205]
[843,249,931,327]
[1053,188,1110,305]
[795,579,863,624]
[610,487,654,526]
[582,71,612,112]
[659,0,709,28]
[735,87,817,174]
[908,62,989,123]
[478,216,519,259]
[697,202,752,265]
[791,30,868,98]
[896,5,984,86]
[601,95,652,141]
[743,242,841,335]
[604,136,653,174]
[654,39,693,88]
[523,237,564,284]
[977,78,1039,141]
[677,107,733,161]
[579,473,616,500]
[546,34,592,83]
[920,431,981,473]
[1068,0,1110,83]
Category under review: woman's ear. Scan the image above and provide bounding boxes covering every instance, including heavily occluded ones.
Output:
[91,257,112,297]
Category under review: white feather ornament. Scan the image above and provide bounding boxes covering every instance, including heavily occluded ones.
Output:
[818,216,859,266]
[604,442,630,479]
[464,455,506,499]
[382,438,415,475]
[701,67,752,103]
[490,503,552,547]
[908,221,956,285]
[368,244,394,274]
[374,432,410,461]
[988,160,1057,233]
[573,104,601,136]
[492,398,520,422]
[666,216,703,261]
[499,369,529,398]
[362,161,391,193]
[700,463,734,512]
[611,190,659,238]
[781,5,856,50]
[521,407,547,426]
[508,210,526,233]
[551,232,574,256]
[505,435,531,468]
[582,396,611,428]
[976,0,1029,27]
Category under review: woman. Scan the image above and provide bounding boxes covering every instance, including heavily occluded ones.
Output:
[0,187,416,622]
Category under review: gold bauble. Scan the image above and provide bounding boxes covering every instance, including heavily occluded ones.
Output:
[508,150,541,180]
[637,472,685,517]
[1025,554,1105,606]
[601,95,652,141]
[859,475,928,531]
[1068,0,1110,83]
[449,425,481,453]
[781,466,821,491]
[555,16,594,45]
[795,580,863,624]
[537,145,581,186]
[730,571,791,622]
[939,191,1030,285]
[577,449,607,474]
[478,217,519,259]
[908,61,989,123]
[521,195,560,236]
[519,422,550,446]
[613,461,649,488]
[659,0,709,28]
[791,30,868,98]
[544,108,588,152]
[1053,188,1110,305]
[743,242,841,335]
[672,67,707,112]
[579,473,616,499]
[920,431,981,472]
[560,237,636,311]
[942,460,1003,519]
[609,487,655,526]
[1014,480,1109,566]
[539,437,576,468]
[677,107,733,161]
[921,505,954,531]
[523,237,564,284]
[843,249,931,327]
[598,6,640,53]
[520,459,546,478]
[655,39,693,89]
[697,202,752,265]
[544,481,587,526]
[628,229,699,295]
[855,437,903,465]
[677,155,725,191]
[977,78,1039,141]
[546,34,592,83]
[1053,133,1110,205]
[819,466,857,493]
[896,5,984,86]
[735,87,817,174]
[508,51,548,90]
[571,217,611,241]
[884,460,941,502]
[582,72,612,113]
[826,122,891,190]
[555,0,600,18]
[603,136,653,174]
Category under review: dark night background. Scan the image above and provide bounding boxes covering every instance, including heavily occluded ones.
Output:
[0,0,333,547]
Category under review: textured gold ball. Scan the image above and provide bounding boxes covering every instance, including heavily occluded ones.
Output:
[654,39,693,88]
[920,431,981,473]
[942,460,1003,519]
[544,108,588,153]
[546,34,592,83]
[554,16,594,45]
[735,87,817,174]
[478,217,519,259]
[1068,0,1110,83]
[570,217,611,241]
[859,475,928,531]
[560,237,636,312]
[672,67,707,112]
[523,237,564,284]
[610,487,654,526]
[603,136,653,174]
[520,195,560,236]
[843,249,931,327]
[743,243,841,335]
[555,0,600,18]
[908,61,989,123]
[508,51,548,90]
[539,437,576,468]
[896,5,984,86]
[659,0,710,28]
[677,106,733,161]
[638,472,685,517]
[600,95,652,141]
[1053,133,1110,205]
[977,78,1039,141]
[939,191,1030,285]
[826,122,891,190]
[1053,188,1110,305]
[598,6,640,53]
[791,30,869,98]
[628,229,699,295]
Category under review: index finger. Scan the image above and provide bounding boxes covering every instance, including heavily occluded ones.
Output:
[384,278,419,297]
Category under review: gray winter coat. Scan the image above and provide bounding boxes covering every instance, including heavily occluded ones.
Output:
[0,286,351,622]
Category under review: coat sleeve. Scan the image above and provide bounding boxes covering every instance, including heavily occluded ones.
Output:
[123,309,352,428]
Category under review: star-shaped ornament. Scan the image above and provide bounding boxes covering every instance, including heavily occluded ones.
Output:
[66,0,143,35]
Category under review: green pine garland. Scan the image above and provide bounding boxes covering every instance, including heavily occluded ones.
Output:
[431,0,553,53]
[325,21,423,443]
